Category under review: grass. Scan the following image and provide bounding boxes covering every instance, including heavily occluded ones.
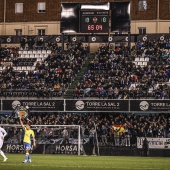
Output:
[0,154,170,170]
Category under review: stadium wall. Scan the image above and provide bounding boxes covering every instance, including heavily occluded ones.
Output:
[1,21,170,35]
[0,21,60,35]
[2,144,170,157]
[0,0,170,35]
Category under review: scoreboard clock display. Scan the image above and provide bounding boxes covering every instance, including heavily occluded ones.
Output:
[80,11,109,33]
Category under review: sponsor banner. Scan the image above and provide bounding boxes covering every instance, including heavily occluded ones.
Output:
[2,99,170,112]
[3,143,45,154]
[2,100,64,111]
[130,100,170,112]
[66,100,129,111]
[2,144,33,153]
[43,144,84,155]
[2,143,82,155]
[137,137,170,149]
[54,144,82,154]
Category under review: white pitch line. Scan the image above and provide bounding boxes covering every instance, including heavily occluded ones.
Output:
[0,163,161,169]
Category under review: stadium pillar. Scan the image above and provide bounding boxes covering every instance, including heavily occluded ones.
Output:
[3,0,7,35]
[128,31,131,50]
[61,33,64,51]
[156,0,159,33]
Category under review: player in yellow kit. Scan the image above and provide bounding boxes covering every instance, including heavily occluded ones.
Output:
[19,117,36,163]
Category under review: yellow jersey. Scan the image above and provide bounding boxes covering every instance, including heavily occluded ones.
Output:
[23,127,35,144]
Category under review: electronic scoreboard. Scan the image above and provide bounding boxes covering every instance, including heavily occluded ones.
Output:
[80,11,109,33]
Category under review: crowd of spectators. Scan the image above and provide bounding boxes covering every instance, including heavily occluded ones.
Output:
[73,40,170,99]
[1,39,170,147]
[1,39,170,99]
[1,112,169,147]
[0,41,89,98]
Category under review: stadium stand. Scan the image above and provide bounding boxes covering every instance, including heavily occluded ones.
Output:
[0,42,89,98]
[1,39,170,99]
[73,40,170,99]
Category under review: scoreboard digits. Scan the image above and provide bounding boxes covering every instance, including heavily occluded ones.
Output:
[80,11,109,33]
[87,25,103,31]
[85,16,107,23]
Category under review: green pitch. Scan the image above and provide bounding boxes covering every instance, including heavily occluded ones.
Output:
[0,154,170,170]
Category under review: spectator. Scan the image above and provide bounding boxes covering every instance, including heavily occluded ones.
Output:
[114,126,121,146]
[98,86,107,99]
[146,125,153,137]
[62,127,69,144]
[1,112,170,147]
[73,87,79,99]
[100,125,108,145]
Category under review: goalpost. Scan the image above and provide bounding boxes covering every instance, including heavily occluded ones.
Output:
[0,124,81,156]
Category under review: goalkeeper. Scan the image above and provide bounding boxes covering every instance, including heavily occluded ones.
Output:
[19,117,36,163]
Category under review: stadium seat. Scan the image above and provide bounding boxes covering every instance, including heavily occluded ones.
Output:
[28,51,33,54]
[23,51,28,54]
[18,51,23,54]
[47,50,51,54]
[137,62,143,66]
[37,50,42,54]
[35,54,40,58]
[33,50,37,54]
[135,57,140,61]
[145,57,149,61]
[22,66,27,70]
[42,50,46,54]
[39,54,44,58]
[143,62,147,66]
[140,58,145,61]
[30,54,35,58]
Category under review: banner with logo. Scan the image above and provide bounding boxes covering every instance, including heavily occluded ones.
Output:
[2,99,170,112]
[137,137,170,149]
[130,100,170,112]
[2,144,33,153]
[54,144,82,154]
[2,100,64,111]
[2,143,83,155]
[2,143,45,154]
[65,100,129,112]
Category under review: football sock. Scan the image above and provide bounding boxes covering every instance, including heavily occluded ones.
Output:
[0,150,6,159]
[25,153,29,160]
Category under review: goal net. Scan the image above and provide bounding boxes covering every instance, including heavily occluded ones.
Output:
[0,124,83,155]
